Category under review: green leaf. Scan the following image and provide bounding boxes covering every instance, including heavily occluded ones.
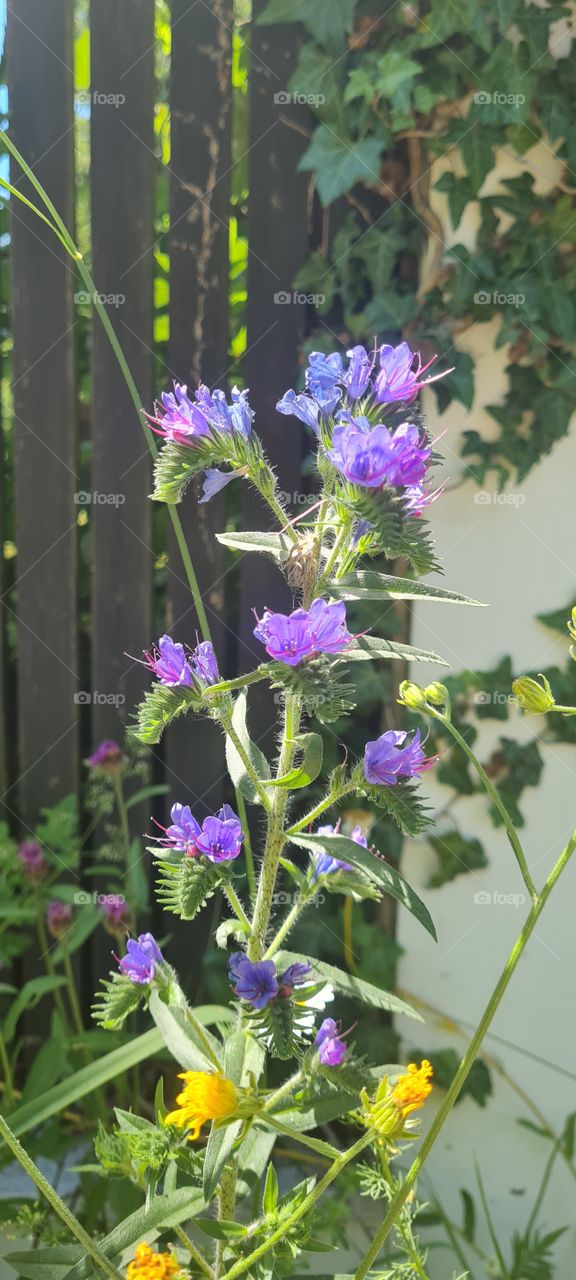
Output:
[149,989,223,1072]
[287,835,436,939]
[5,1248,82,1280]
[3,976,68,1044]
[266,733,323,789]
[298,126,383,205]
[344,635,448,666]
[277,950,423,1021]
[6,1030,164,1138]
[225,690,271,803]
[375,50,421,97]
[327,571,484,607]
[216,530,290,560]
[20,1037,70,1104]
[60,1188,206,1280]
[203,1030,264,1200]
[125,784,170,810]
[262,1162,279,1214]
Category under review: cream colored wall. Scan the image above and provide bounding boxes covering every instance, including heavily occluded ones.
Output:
[398,137,576,1271]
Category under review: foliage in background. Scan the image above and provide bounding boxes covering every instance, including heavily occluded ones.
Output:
[259,0,576,484]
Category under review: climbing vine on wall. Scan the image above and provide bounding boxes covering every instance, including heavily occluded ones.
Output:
[259,0,576,484]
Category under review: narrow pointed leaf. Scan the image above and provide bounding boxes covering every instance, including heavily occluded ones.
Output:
[266,733,323,789]
[277,949,424,1019]
[216,530,291,559]
[344,635,448,666]
[328,571,485,606]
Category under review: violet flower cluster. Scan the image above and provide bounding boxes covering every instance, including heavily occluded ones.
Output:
[364,729,436,786]
[254,599,352,666]
[314,1017,349,1067]
[156,802,245,863]
[147,382,253,446]
[119,933,164,985]
[228,953,312,1010]
[143,635,219,689]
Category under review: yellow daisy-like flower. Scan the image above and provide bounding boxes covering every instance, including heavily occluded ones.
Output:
[392,1059,433,1115]
[164,1071,238,1141]
[126,1243,180,1280]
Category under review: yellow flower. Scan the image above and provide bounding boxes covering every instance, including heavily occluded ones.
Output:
[126,1243,180,1280]
[360,1060,433,1143]
[164,1071,238,1141]
[392,1059,434,1115]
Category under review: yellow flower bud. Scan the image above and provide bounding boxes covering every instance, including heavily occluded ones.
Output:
[398,680,427,710]
[424,682,449,707]
[512,675,555,715]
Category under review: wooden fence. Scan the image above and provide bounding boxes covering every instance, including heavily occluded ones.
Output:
[0,0,313,849]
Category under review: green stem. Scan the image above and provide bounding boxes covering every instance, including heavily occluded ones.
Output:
[248,693,301,959]
[263,1068,304,1111]
[285,785,354,836]
[216,1160,238,1278]
[222,884,251,933]
[218,712,272,813]
[173,1226,213,1280]
[525,1134,560,1240]
[263,894,309,958]
[322,520,350,581]
[0,1114,123,1280]
[353,828,576,1280]
[61,946,85,1039]
[0,1030,15,1109]
[221,1131,373,1280]
[234,791,256,898]
[205,668,269,697]
[432,711,538,902]
[37,917,70,1032]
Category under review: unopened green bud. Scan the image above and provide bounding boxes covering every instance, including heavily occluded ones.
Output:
[424,682,449,707]
[512,674,555,714]
[398,680,427,710]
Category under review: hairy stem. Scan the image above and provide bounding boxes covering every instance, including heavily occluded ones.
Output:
[222,884,251,933]
[263,894,310,958]
[248,693,301,959]
[353,828,576,1279]
[173,1226,213,1280]
[285,784,354,836]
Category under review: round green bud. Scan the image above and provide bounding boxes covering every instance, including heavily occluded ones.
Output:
[398,680,427,710]
[424,682,449,707]
[512,675,555,715]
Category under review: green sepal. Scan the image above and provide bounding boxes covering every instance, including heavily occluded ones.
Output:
[154,855,225,920]
[131,681,200,745]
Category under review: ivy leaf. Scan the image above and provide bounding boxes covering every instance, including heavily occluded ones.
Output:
[458,123,500,189]
[298,126,383,204]
[427,831,488,889]
[288,834,436,938]
[375,50,421,98]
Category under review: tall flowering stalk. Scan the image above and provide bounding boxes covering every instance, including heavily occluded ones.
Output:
[2,132,576,1280]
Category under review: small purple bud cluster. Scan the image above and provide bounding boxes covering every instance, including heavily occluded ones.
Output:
[119,933,164,985]
[85,739,125,772]
[17,841,47,881]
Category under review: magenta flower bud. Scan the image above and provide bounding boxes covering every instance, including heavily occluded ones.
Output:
[46,900,73,939]
[373,342,450,404]
[85,739,125,774]
[314,1017,348,1066]
[190,640,219,686]
[17,841,46,881]
[100,894,131,935]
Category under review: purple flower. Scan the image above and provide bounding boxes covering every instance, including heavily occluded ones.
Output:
[314,1017,348,1066]
[196,805,244,863]
[306,351,343,401]
[146,383,213,444]
[364,729,436,786]
[328,423,395,489]
[199,467,243,504]
[254,599,352,666]
[229,953,278,1009]
[276,389,321,435]
[345,345,374,400]
[278,962,312,993]
[17,841,46,881]
[403,481,443,517]
[163,803,202,854]
[386,424,431,486]
[190,640,219,686]
[310,823,368,881]
[85,740,125,772]
[147,382,253,446]
[374,342,447,405]
[119,932,164,985]
[100,894,131,934]
[143,635,193,687]
[46,900,72,939]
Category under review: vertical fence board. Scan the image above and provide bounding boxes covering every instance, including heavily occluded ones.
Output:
[166,0,232,820]
[90,0,154,751]
[239,5,309,738]
[7,0,78,825]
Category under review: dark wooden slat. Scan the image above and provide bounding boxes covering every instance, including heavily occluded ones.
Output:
[166,0,232,821]
[7,0,78,823]
[0,407,7,817]
[89,0,154,749]
[238,4,309,736]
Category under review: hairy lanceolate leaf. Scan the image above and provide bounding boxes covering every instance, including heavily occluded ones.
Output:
[57,1189,206,1280]
[154,856,224,920]
[288,834,436,939]
[277,951,423,1022]
[266,732,323,789]
[344,634,448,666]
[92,971,148,1030]
[149,989,223,1073]
[326,570,485,607]
[216,529,291,560]
[131,682,199,745]
[225,689,271,803]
